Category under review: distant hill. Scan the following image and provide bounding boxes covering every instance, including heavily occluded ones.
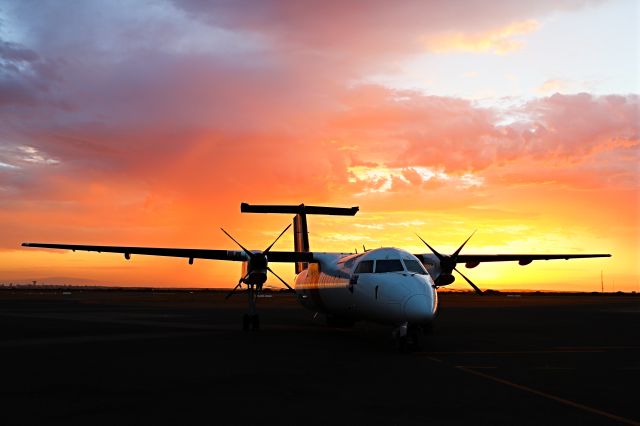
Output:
[6,277,106,286]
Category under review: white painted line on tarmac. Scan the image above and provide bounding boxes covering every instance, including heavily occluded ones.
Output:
[455,365,640,426]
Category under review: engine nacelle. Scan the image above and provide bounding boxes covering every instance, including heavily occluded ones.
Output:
[465,261,480,268]
[240,257,268,286]
[435,274,455,286]
[518,259,532,266]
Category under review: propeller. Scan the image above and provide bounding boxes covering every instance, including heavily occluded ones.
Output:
[221,223,293,298]
[225,273,248,300]
[267,267,293,291]
[416,231,483,295]
[453,267,483,295]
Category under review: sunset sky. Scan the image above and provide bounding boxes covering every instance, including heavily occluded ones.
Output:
[1,0,638,291]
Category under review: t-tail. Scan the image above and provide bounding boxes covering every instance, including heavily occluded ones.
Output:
[240,203,359,274]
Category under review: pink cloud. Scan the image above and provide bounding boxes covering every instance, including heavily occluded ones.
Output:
[0,0,636,262]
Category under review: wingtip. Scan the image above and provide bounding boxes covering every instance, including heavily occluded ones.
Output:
[21,243,30,247]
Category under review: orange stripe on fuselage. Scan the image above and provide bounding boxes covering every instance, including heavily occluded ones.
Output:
[297,265,351,313]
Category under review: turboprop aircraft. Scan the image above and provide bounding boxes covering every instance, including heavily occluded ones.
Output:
[22,203,610,350]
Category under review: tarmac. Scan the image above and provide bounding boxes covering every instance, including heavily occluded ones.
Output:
[0,289,638,425]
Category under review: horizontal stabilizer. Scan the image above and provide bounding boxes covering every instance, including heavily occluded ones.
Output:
[241,203,358,216]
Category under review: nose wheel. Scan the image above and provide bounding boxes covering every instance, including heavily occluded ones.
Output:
[393,323,422,352]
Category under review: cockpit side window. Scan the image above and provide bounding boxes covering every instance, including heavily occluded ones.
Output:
[403,259,427,275]
[375,259,404,273]
[354,260,374,273]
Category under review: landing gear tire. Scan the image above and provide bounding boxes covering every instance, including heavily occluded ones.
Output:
[394,324,422,352]
[408,325,422,351]
[242,314,260,331]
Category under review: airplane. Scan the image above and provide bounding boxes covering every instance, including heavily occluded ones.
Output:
[22,203,611,351]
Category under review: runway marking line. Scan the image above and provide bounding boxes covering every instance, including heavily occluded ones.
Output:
[454,365,640,426]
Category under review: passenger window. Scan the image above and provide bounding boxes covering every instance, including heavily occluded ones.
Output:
[375,259,404,273]
[354,260,374,273]
[403,259,427,275]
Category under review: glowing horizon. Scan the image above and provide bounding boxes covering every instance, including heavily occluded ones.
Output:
[0,0,638,292]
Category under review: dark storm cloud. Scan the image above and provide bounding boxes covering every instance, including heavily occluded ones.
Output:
[0,38,61,107]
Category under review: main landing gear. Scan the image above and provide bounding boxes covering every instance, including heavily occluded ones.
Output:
[242,314,260,331]
[242,283,260,331]
[393,322,423,352]
[225,278,263,331]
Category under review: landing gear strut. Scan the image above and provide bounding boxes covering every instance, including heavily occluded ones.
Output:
[393,322,422,352]
[242,283,260,331]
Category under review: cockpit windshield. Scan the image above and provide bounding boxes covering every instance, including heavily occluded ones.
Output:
[354,260,374,273]
[375,259,404,273]
[403,259,427,275]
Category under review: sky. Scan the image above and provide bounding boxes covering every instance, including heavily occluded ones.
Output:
[0,0,638,291]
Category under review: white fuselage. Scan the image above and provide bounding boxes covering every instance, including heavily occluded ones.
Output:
[293,248,438,326]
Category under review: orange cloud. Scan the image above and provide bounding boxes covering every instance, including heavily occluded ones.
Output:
[2,87,636,289]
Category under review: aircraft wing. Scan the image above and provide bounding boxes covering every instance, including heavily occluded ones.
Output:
[455,253,611,266]
[21,243,315,263]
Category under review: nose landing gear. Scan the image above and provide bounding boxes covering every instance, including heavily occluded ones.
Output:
[393,322,423,352]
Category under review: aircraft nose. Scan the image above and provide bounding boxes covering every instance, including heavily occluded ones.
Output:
[403,294,433,322]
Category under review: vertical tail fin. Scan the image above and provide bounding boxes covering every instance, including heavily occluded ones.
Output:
[293,213,309,274]
[240,203,359,274]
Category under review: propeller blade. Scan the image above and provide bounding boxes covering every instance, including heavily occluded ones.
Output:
[452,230,477,259]
[267,266,293,291]
[225,274,248,300]
[454,267,483,295]
[416,234,445,260]
[263,223,292,254]
[220,228,254,259]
